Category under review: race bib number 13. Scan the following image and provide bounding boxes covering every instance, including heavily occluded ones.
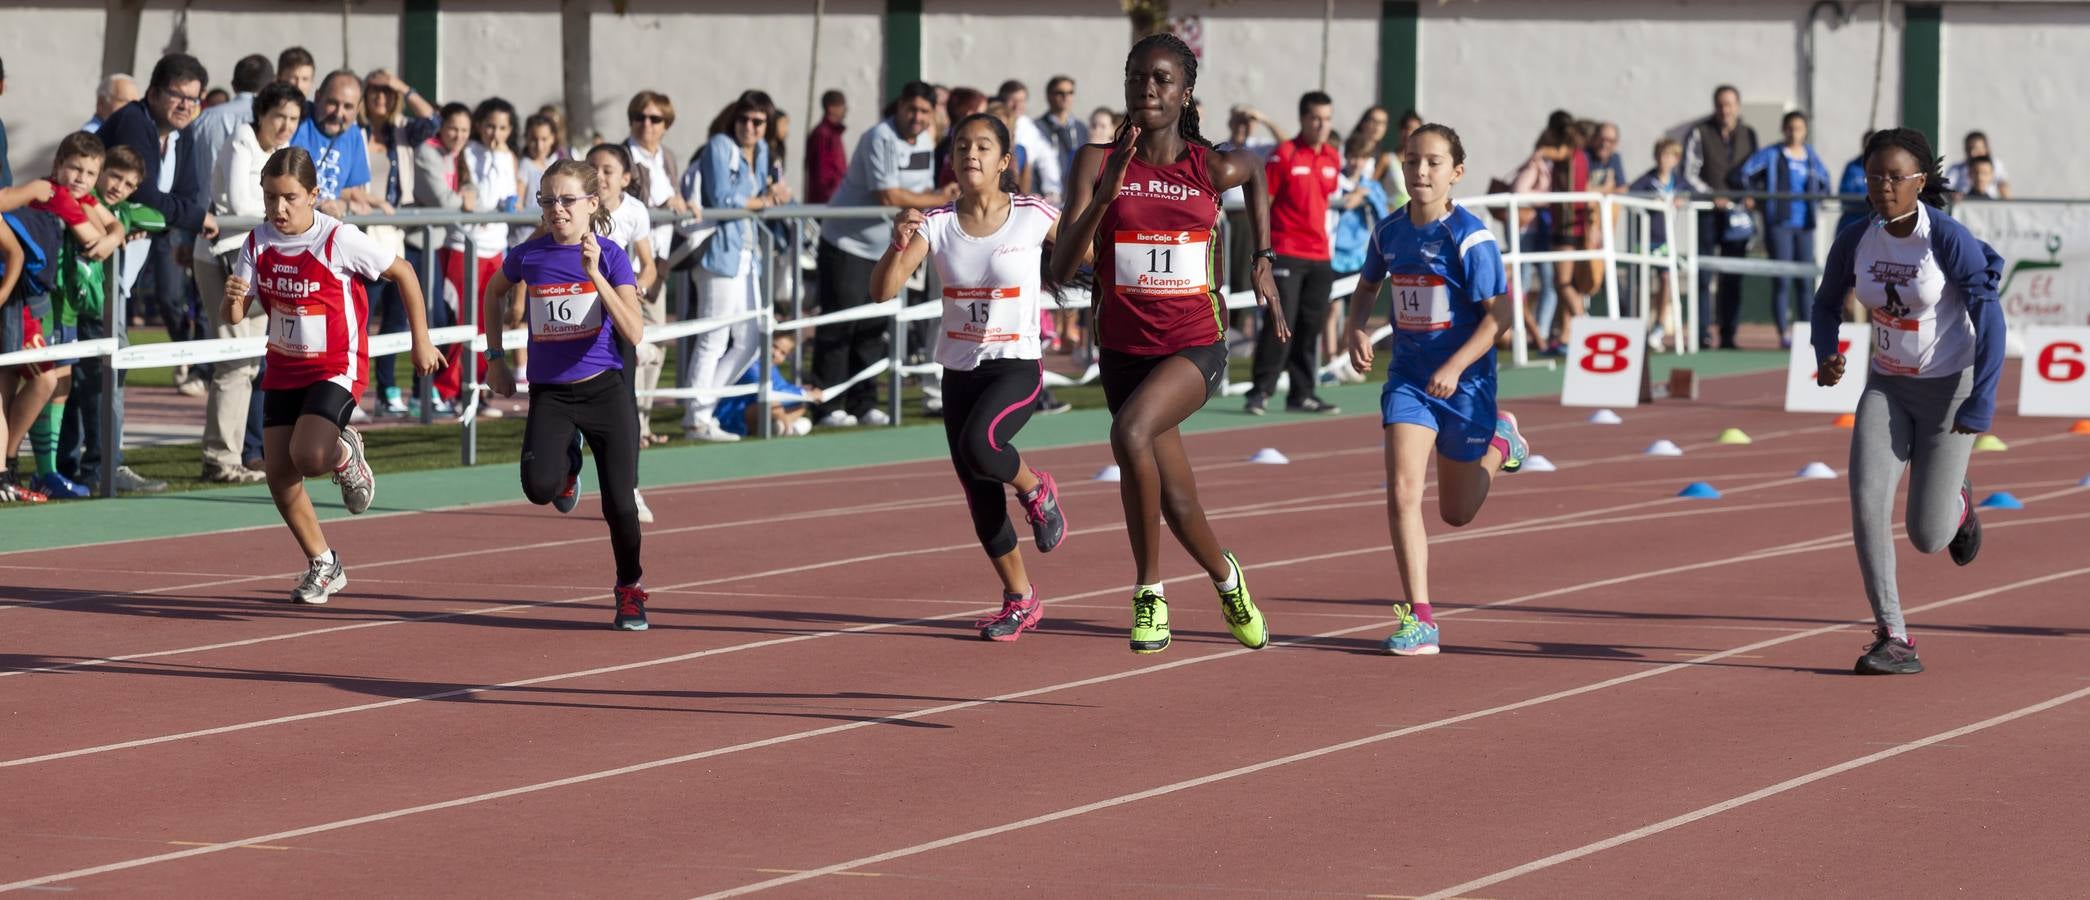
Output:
[1113,230,1210,298]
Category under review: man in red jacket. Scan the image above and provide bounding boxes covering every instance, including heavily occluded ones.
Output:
[805,90,848,204]
[1247,91,1341,415]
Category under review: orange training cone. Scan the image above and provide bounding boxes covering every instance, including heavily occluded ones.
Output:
[1833,413,1856,429]
[2069,419,2090,435]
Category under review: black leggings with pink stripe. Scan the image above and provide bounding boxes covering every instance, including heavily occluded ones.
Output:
[943,359,1043,558]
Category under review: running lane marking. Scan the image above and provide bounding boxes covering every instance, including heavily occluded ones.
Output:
[9,542,2079,893]
[685,565,2090,898]
[1415,684,2090,900]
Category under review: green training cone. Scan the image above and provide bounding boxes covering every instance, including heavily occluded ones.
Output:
[1974,434,2009,452]
[1715,427,1751,445]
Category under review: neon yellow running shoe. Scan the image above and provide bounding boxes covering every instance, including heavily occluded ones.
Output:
[1216,550,1268,649]
[1130,588,1171,654]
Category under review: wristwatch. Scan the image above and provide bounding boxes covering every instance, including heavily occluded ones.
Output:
[1253,248,1277,265]
[486,348,506,363]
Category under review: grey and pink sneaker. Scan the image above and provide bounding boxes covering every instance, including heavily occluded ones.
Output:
[977,589,1043,642]
[1020,469,1066,553]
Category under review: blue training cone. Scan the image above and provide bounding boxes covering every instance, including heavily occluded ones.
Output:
[1677,481,1721,499]
[1978,491,2024,510]
[2078,474,2090,487]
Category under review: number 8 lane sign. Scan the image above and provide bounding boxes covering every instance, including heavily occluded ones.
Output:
[1561,316,1647,408]
[2018,325,2090,417]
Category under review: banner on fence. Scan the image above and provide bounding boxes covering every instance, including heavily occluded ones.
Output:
[1954,202,2090,337]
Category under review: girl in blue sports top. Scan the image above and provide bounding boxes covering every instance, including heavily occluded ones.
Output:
[1341,124,1531,657]
[1811,128,2004,677]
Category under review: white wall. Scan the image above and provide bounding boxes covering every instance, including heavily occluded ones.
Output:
[584,0,886,171]
[1941,2,2088,198]
[1,1,106,183]
[2,0,2081,198]
[921,0,1382,146]
[1421,0,1902,194]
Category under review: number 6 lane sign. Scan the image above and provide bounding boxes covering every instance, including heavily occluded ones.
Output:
[2018,325,2090,418]
[1561,316,1647,408]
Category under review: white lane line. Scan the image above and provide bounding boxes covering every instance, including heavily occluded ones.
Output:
[687,565,2090,898]
[1416,684,2090,900]
[0,478,1776,765]
[0,366,1798,562]
[0,461,1812,680]
[9,526,2068,892]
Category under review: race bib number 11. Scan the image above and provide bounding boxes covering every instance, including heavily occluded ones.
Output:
[1114,230,1210,298]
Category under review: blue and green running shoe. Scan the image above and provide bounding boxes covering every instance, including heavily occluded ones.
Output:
[1382,602,1440,656]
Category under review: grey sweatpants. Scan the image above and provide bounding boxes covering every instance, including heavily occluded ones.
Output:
[1848,368,1975,638]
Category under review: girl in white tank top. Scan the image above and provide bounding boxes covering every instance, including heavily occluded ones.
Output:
[869,112,1067,643]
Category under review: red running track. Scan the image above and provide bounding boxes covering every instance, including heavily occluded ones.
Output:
[2,366,2087,898]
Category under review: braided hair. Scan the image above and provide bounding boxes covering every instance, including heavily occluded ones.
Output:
[1863,128,1951,209]
[1126,32,1214,149]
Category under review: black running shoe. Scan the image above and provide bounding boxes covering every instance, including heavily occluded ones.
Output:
[1243,393,1267,416]
[1949,478,1981,566]
[1854,629,1923,675]
[1285,397,1341,415]
[613,584,649,631]
[554,432,584,514]
[1020,469,1066,553]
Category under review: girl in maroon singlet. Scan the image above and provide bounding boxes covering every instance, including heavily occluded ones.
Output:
[1049,33,1286,655]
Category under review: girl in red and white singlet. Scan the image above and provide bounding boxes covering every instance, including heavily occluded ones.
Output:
[225,147,442,605]
[872,112,1069,643]
[1049,33,1287,656]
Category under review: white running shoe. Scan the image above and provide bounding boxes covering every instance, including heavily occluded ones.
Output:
[291,554,346,604]
[333,427,376,514]
[684,420,741,443]
[819,410,859,428]
[860,408,892,427]
[634,489,654,524]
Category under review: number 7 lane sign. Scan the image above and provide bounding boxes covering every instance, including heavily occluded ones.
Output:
[1562,316,1647,408]
[2019,325,2090,418]
[1785,322,1869,414]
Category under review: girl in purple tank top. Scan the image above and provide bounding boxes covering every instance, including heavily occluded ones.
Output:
[483,160,653,631]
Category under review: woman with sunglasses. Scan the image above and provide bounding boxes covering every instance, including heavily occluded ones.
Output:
[1809,128,2007,676]
[483,161,652,631]
[684,93,790,442]
[623,91,686,446]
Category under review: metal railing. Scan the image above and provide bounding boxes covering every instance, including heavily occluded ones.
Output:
[13,190,1919,498]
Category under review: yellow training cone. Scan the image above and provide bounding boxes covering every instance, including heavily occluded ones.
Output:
[1974,434,2008,452]
[1715,427,1752,445]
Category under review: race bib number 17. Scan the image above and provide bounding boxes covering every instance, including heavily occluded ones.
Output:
[268,303,329,357]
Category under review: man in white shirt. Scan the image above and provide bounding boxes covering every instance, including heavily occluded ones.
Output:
[814,81,956,426]
[998,80,1062,203]
[187,55,273,198]
[1035,76,1089,203]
